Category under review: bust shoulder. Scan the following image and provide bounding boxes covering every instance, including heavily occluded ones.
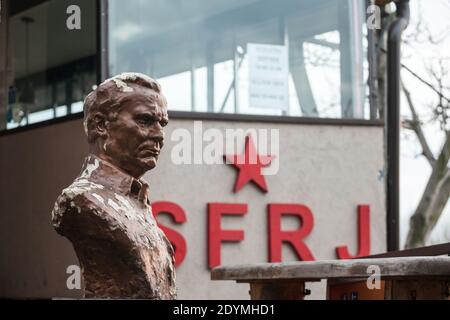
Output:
[51,177,111,236]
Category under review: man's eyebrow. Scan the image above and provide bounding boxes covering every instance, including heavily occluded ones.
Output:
[135,111,156,118]
[136,111,168,119]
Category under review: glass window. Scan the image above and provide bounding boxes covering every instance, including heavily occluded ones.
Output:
[109,0,369,119]
[4,0,97,129]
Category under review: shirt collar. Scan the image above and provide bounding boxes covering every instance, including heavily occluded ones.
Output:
[79,154,150,203]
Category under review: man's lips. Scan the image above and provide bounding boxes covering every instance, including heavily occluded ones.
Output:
[139,149,159,158]
[139,149,159,157]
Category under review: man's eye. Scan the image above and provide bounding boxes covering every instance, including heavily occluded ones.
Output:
[137,117,152,125]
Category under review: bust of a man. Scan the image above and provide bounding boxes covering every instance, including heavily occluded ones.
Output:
[52,73,176,299]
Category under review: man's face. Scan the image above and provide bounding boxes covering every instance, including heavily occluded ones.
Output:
[103,88,168,178]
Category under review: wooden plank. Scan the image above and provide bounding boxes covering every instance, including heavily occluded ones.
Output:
[362,242,450,259]
[211,257,450,281]
[248,280,306,300]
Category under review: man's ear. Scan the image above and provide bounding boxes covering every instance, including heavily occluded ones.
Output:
[93,112,108,139]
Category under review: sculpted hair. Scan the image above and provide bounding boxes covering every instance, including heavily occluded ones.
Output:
[83,72,166,143]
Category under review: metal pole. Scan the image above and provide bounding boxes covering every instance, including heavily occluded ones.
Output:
[386,0,410,251]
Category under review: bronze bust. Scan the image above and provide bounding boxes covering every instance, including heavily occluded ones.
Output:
[52,73,176,299]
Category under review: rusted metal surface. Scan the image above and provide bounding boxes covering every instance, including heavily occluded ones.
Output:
[52,73,176,299]
[328,278,450,300]
[389,279,450,300]
[328,280,386,300]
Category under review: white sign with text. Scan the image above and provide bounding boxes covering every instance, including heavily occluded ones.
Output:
[247,43,289,111]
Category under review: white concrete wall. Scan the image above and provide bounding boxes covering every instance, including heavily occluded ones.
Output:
[146,119,386,299]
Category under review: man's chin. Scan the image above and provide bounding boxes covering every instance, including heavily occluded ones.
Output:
[138,156,157,170]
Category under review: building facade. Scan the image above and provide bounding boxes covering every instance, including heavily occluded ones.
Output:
[0,0,390,299]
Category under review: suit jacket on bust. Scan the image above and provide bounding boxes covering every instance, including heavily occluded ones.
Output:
[52,154,177,299]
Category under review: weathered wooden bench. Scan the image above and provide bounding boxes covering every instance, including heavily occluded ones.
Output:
[211,252,450,300]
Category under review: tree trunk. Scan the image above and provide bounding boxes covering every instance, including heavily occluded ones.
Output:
[405,132,450,248]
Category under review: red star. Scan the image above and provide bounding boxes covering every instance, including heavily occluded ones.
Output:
[224,135,274,193]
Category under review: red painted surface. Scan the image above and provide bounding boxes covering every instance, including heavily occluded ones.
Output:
[207,203,248,269]
[224,135,274,193]
[153,201,371,268]
[152,201,187,267]
[336,205,371,259]
[268,204,315,262]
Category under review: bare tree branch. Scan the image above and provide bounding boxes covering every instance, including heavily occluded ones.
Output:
[401,81,436,166]
[380,48,450,105]
[402,62,450,105]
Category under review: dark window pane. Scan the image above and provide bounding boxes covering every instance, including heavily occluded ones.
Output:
[109,0,368,119]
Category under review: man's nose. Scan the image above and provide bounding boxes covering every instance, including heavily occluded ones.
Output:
[148,128,164,148]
